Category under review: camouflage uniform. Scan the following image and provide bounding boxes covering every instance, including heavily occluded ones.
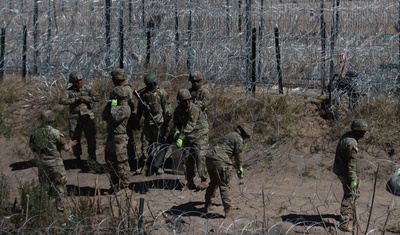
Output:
[135,74,172,174]
[110,68,136,169]
[29,111,72,212]
[59,72,99,163]
[102,86,131,191]
[204,124,251,216]
[173,89,209,188]
[188,71,211,116]
[333,119,368,232]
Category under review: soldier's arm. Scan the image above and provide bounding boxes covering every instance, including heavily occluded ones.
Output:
[161,90,172,124]
[59,90,75,105]
[346,140,359,182]
[80,86,99,103]
[87,86,100,103]
[171,108,182,132]
[181,106,201,139]
[111,105,130,123]
[134,99,144,126]
[197,88,211,111]
[54,129,72,152]
[233,137,244,169]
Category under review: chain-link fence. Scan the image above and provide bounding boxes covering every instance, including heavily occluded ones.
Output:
[1,0,399,95]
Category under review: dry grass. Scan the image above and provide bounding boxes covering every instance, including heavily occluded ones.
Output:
[1,74,400,233]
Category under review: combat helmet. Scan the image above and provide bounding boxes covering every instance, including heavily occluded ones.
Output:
[189,70,203,82]
[237,123,253,138]
[111,68,127,81]
[176,89,192,101]
[144,73,158,85]
[69,71,83,83]
[112,86,129,98]
[351,119,368,132]
[41,110,56,123]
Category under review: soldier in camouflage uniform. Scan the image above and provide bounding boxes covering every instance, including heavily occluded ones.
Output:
[172,89,209,190]
[110,68,137,171]
[59,71,99,168]
[102,86,131,193]
[29,110,77,212]
[134,73,172,176]
[333,119,368,232]
[188,71,211,118]
[204,123,252,218]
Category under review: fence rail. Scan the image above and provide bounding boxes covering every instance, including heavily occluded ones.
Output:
[0,0,399,95]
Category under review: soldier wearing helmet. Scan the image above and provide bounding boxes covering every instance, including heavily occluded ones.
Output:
[59,71,100,170]
[188,70,211,117]
[29,110,77,212]
[333,119,368,232]
[133,73,172,176]
[109,68,137,171]
[204,123,252,218]
[172,88,210,190]
[102,86,131,194]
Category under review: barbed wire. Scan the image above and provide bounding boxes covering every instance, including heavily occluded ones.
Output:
[0,0,399,98]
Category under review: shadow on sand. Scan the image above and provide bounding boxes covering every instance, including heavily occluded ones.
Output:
[281,213,341,228]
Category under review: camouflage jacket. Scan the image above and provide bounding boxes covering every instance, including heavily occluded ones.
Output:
[102,102,131,135]
[29,125,71,161]
[189,86,210,113]
[112,84,135,116]
[333,131,359,181]
[59,84,99,118]
[136,87,171,126]
[207,130,243,167]
[173,102,209,143]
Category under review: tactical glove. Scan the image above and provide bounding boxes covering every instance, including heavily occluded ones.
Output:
[176,138,183,148]
[109,99,118,106]
[173,130,180,139]
[236,166,244,179]
[350,180,357,189]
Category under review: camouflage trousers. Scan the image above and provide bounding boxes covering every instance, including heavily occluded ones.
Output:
[204,158,232,210]
[183,138,209,183]
[35,157,67,210]
[337,175,358,221]
[105,134,130,189]
[126,117,137,170]
[140,124,166,169]
[68,115,97,161]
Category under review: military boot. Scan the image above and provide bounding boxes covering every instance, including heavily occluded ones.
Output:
[182,179,197,191]
[338,220,353,232]
[224,207,236,218]
[56,198,65,213]
[204,204,216,213]
[199,180,209,190]
[135,164,148,175]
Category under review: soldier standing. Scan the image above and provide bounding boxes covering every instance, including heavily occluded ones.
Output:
[188,70,211,117]
[59,71,99,169]
[29,110,77,212]
[110,68,137,171]
[333,119,368,232]
[102,86,131,193]
[204,123,252,218]
[134,73,172,176]
[172,89,209,190]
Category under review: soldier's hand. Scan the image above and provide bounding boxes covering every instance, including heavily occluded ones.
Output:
[173,130,180,139]
[350,180,357,189]
[176,138,183,148]
[109,99,118,106]
[236,166,244,179]
[70,139,78,147]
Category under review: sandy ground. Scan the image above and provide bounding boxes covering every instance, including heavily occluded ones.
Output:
[1,94,400,234]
